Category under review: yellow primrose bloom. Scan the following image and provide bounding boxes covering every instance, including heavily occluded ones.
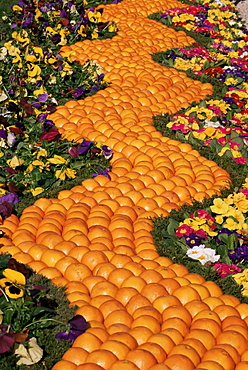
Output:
[7,156,24,169]
[223,217,239,230]
[47,155,68,165]
[233,269,248,285]
[192,131,206,141]
[231,149,242,158]
[215,215,224,224]
[28,187,44,196]
[225,78,239,85]
[210,198,230,214]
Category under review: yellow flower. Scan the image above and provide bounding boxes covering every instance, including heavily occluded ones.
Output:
[242,178,248,189]
[78,24,86,37]
[60,50,76,63]
[210,198,230,214]
[47,155,68,164]
[0,268,26,299]
[65,168,76,178]
[55,169,66,180]
[233,269,248,285]
[12,30,30,47]
[0,188,6,196]
[33,87,47,96]
[218,147,231,157]
[32,46,44,58]
[91,29,98,39]
[88,10,101,23]
[223,217,239,230]
[13,5,23,11]
[46,27,57,36]
[27,187,44,196]
[27,63,41,78]
[36,148,48,159]
[7,156,24,169]
[108,23,117,33]
[215,215,224,224]
[26,54,37,63]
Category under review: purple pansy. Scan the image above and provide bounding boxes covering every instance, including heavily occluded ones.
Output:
[93,168,111,179]
[0,326,15,353]
[55,315,88,341]
[0,193,20,204]
[78,140,92,155]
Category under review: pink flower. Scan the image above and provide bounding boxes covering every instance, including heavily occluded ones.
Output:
[212,262,242,278]
[217,137,226,145]
[240,189,248,199]
[175,224,194,236]
[234,157,247,164]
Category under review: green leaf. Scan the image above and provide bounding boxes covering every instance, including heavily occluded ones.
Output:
[167,217,179,235]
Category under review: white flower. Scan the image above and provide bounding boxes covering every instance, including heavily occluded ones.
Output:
[0,46,7,61]
[0,90,8,102]
[7,132,16,147]
[186,245,220,265]
[204,119,221,128]
[14,337,43,366]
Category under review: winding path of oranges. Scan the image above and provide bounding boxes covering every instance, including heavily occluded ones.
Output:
[1,0,248,369]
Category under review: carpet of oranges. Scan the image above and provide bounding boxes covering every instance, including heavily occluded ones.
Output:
[1,0,248,369]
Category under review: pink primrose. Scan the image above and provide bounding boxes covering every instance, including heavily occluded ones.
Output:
[170,123,191,134]
[217,137,226,145]
[240,189,248,199]
[234,157,247,164]
[175,224,195,236]
[212,262,242,278]
[220,127,232,134]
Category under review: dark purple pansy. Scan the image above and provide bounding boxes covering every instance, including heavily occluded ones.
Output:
[78,140,92,155]
[68,146,79,158]
[55,315,88,341]
[0,129,7,139]
[73,87,85,99]
[93,168,111,179]
[38,94,49,102]
[102,145,112,159]
[0,326,15,353]
[40,128,61,142]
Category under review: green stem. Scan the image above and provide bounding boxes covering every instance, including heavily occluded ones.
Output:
[0,287,9,302]
[23,318,66,330]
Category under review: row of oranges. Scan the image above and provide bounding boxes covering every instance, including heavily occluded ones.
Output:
[0,0,246,369]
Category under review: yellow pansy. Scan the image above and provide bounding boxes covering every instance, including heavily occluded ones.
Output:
[32,46,44,58]
[47,155,68,164]
[36,148,48,159]
[55,169,66,180]
[33,87,47,96]
[7,156,24,169]
[12,5,23,11]
[0,188,6,196]
[65,168,76,179]
[108,23,117,33]
[28,187,44,196]
[27,63,41,78]
[26,54,37,63]
[46,27,57,36]
[88,10,101,23]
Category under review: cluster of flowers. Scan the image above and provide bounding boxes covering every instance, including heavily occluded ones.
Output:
[0,254,88,365]
[0,0,115,215]
[166,177,248,294]
[161,0,248,164]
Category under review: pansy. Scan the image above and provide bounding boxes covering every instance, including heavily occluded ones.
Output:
[55,314,88,341]
[7,156,24,169]
[0,269,26,299]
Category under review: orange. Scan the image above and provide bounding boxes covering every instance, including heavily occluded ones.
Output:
[168,344,201,367]
[190,318,222,337]
[28,261,47,273]
[126,294,152,315]
[85,349,118,369]
[213,305,240,320]
[107,268,134,288]
[164,354,195,370]
[62,347,89,366]
[51,360,76,369]
[92,263,116,279]
[107,332,138,350]
[196,361,225,370]
[109,360,140,370]
[236,304,248,319]
[202,297,224,310]
[216,330,248,355]
[121,276,147,292]
[38,266,62,279]
[125,348,157,370]
[214,344,240,365]
[139,269,162,283]
[173,285,201,305]
[202,281,222,297]
[218,294,240,307]
[104,309,133,329]
[90,280,118,298]
[147,333,176,355]
[115,287,139,306]
[72,332,103,352]
[153,295,182,313]
[64,263,92,281]
[184,301,210,318]
[100,340,130,360]
[131,314,161,334]
[201,348,236,370]
[161,318,190,337]
[222,316,248,330]
[160,328,184,345]
[76,364,105,370]
[132,306,162,324]
[129,326,154,345]
[162,305,192,326]
[81,250,109,270]
[139,342,167,363]
[140,283,168,303]
[76,305,104,323]
[185,329,216,350]
[180,338,207,358]
[107,324,131,335]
